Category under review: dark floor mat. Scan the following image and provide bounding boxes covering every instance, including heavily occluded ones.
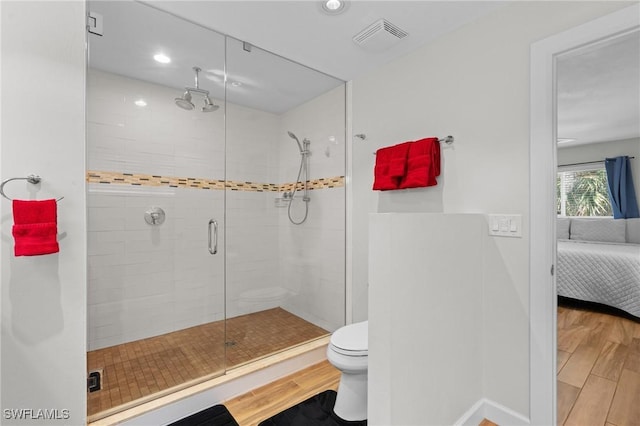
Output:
[169,404,239,426]
[258,390,367,426]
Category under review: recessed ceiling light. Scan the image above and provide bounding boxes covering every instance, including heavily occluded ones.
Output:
[230,81,243,88]
[153,53,171,64]
[325,0,341,10]
[134,99,147,107]
[321,0,348,15]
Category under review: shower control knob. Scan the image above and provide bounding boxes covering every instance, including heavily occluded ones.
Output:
[144,207,166,226]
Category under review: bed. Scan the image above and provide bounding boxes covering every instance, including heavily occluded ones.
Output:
[557,239,640,318]
[556,219,640,318]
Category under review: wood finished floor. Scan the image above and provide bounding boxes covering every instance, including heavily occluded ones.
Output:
[87,308,328,418]
[224,361,499,426]
[224,360,340,426]
[87,304,640,424]
[557,305,640,425]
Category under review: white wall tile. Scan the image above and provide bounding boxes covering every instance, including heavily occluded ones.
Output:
[87,69,345,349]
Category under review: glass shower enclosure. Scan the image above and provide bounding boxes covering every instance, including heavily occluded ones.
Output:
[85,1,345,419]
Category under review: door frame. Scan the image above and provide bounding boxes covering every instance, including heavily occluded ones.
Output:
[529,4,640,425]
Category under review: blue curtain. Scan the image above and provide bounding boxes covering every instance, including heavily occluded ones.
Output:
[605,156,639,219]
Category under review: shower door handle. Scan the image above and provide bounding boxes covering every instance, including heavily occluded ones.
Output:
[208,219,218,255]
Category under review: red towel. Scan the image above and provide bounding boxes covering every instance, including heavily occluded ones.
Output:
[388,142,411,178]
[373,142,412,191]
[12,199,59,256]
[399,137,441,189]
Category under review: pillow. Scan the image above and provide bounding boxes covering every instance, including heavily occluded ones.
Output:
[570,218,626,243]
[626,218,640,244]
[556,218,570,239]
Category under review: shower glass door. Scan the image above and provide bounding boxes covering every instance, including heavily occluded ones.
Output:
[85,0,348,419]
[86,1,226,419]
[224,37,347,368]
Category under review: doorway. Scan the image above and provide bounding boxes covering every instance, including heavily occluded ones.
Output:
[554,30,640,425]
[530,4,640,425]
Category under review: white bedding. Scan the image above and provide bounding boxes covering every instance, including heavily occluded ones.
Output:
[557,240,640,318]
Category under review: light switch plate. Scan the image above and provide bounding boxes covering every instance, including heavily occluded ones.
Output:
[488,214,522,238]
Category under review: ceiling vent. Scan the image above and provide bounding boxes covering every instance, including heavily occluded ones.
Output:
[353,19,408,51]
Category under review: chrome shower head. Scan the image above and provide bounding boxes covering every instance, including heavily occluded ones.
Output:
[287,131,303,152]
[175,66,220,113]
[202,95,219,112]
[175,91,194,110]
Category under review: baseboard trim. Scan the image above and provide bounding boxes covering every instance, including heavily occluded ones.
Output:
[454,398,530,426]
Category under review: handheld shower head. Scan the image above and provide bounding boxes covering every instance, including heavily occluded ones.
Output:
[287,131,303,152]
[285,131,311,224]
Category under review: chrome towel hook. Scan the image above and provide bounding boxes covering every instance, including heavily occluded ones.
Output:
[0,174,64,202]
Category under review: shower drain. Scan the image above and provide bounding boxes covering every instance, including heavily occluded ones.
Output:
[225,341,236,347]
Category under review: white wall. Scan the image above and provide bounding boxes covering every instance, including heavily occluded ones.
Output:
[224,100,281,319]
[558,137,640,203]
[279,86,346,332]
[278,86,346,184]
[353,0,632,419]
[87,186,227,350]
[87,70,226,179]
[87,70,228,350]
[0,1,87,424]
[369,214,484,426]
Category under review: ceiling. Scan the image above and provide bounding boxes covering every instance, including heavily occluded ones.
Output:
[88,0,505,114]
[89,0,345,114]
[88,0,639,144]
[557,31,640,146]
[142,0,506,82]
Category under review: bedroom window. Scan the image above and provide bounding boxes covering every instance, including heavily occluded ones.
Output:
[557,167,613,217]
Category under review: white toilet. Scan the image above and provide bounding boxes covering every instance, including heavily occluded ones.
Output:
[326,320,368,421]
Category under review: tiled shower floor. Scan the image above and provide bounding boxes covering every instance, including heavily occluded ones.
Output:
[87,308,328,418]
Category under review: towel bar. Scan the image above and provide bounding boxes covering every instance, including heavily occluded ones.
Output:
[0,175,64,202]
[372,135,454,155]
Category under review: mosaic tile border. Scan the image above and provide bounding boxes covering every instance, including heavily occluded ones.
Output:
[87,171,344,192]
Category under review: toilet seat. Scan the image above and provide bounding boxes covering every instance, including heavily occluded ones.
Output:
[329,321,368,356]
